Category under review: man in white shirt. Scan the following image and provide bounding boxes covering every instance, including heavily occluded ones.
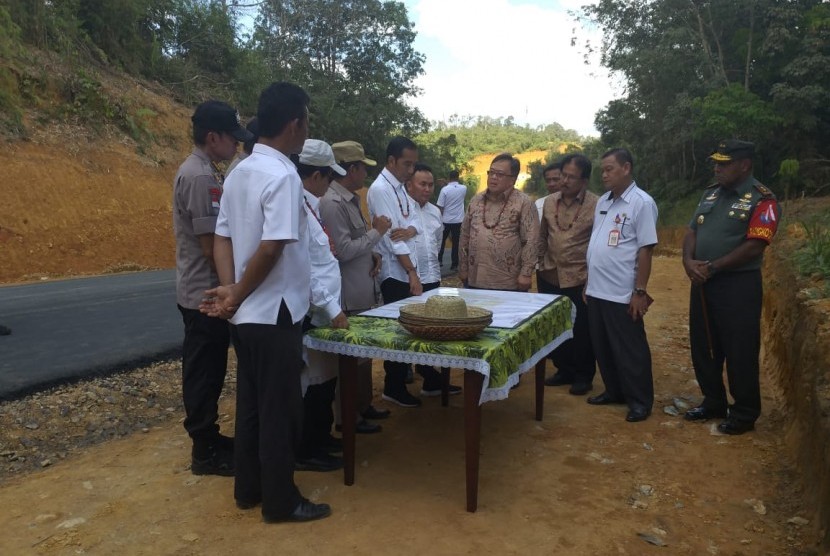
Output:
[585,148,658,423]
[436,170,467,270]
[294,139,348,473]
[202,82,331,523]
[366,136,423,407]
[406,163,461,396]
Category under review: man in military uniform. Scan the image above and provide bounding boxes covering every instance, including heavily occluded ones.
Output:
[681,139,781,435]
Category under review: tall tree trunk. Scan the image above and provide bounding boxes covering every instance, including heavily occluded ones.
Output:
[744,1,754,91]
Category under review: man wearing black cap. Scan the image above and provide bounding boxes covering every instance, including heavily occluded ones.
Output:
[682,139,781,435]
[173,100,253,475]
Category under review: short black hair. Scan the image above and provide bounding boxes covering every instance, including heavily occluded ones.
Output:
[412,162,433,175]
[491,152,520,177]
[601,147,635,172]
[542,159,564,175]
[560,153,592,180]
[386,136,417,160]
[193,125,210,146]
[449,170,459,181]
[243,117,259,155]
[257,82,309,138]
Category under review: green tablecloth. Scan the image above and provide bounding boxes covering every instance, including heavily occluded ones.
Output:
[304,295,573,404]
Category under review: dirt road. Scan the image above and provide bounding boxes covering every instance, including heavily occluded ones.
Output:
[0,256,810,555]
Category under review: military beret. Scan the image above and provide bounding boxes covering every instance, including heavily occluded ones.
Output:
[709,139,755,162]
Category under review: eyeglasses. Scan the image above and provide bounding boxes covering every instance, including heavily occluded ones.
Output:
[486,170,515,179]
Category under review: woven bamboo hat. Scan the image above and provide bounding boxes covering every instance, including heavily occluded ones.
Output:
[399,296,492,340]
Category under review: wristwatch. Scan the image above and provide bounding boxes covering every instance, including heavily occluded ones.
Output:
[634,288,647,296]
[706,261,717,275]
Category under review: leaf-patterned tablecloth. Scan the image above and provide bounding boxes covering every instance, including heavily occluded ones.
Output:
[304,295,573,404]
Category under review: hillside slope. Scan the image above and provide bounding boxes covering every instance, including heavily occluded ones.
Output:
[1,70,192,284]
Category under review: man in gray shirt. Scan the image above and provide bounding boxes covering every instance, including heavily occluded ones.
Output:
[173,100,252,476]
[319,140,392,431]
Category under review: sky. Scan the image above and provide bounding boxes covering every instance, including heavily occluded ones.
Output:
[402,0,616,137]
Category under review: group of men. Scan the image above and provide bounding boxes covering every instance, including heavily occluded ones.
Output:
[172,79,780,524]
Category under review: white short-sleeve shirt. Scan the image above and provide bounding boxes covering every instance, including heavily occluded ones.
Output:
[585,182,658,304]
[367,167,418,283]
[215,143,311,325]
[436,181,467,224]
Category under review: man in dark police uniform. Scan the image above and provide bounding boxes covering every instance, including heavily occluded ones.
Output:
[681,139,781,435]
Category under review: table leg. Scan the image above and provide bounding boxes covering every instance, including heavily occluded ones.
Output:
[339,354,358,486]
[464,370,484,512]
[534,358,545,421]
[441,367,450,407]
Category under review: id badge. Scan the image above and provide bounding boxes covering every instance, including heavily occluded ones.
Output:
[608,229,620,246]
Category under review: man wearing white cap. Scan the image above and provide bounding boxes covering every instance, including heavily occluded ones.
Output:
[292,140,349,472]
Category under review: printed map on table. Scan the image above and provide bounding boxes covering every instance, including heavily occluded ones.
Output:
[360,287,560,328]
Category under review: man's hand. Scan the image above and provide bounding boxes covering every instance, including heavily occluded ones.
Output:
[330,312,349,329]
[683,257,710,285]
[370,252,382,277]
[390,226,417,242]
[372,215,392,235]
[517,274,532,291]
[200,284,240,320]
[627,292,651,321]
[408,271,423,296]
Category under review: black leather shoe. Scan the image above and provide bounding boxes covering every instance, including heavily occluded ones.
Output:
[717,418,755,435]
[626,407,651,422]
[544,372,573,387]
[236,499,260,510]
[191,447,234,476]
[263,498,332,523]
[568,382,593,396]
[361,405,391,420]
[684,406,728,421]
[587,392,625,405]
[335,419,382,434]
[295,454,343,472]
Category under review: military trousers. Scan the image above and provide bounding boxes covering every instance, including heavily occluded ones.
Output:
[689,270,762,423]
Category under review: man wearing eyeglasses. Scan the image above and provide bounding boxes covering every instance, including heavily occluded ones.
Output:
[173,100,253,476]
[681,139,780,435]
[459,153,539,291]
[536,154,598,396]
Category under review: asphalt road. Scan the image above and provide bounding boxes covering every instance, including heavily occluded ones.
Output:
[0,270,182,400]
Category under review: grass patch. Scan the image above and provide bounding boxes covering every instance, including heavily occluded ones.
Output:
[792,211,830,295]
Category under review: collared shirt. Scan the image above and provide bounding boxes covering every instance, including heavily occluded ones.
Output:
[459,188,540,290]
[303,191,343,326]
[537,189,598,288]
[215,143,311,325]
[585,182,658,304]
[367,167,418,283]
[690,175,780,272]
[173,147,222,309]
[534,195,548,223]
[412,201,443,284]
[319,181,382,313]
[436,181,467,224]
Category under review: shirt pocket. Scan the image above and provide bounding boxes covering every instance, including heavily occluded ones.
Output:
[348,212,367,239]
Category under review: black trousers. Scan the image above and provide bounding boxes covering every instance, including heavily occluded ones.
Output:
[536,276,596,385]
[232,302,303,517]
[587,296,653,411]
[438,222,462,268]
[177,305,230,454]
[299,317,336,457]
[689,271,762,423]
[380,277,442,390]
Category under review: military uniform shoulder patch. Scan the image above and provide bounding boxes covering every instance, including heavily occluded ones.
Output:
[753,182,774,198]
